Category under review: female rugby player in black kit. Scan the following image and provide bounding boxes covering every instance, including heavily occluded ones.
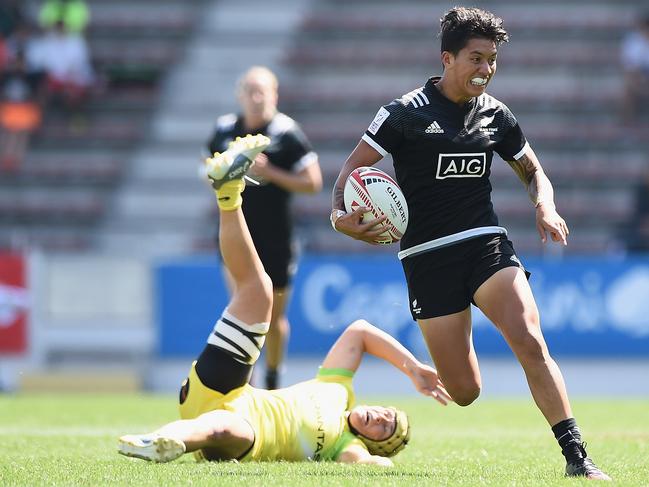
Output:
[331,7,610,481]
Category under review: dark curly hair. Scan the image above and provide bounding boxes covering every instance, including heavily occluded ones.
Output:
[439,7,509,55]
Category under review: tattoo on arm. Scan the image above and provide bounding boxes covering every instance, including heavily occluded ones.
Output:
[332,181,345,210]
[506,154,536,186]
[506,154,553,206]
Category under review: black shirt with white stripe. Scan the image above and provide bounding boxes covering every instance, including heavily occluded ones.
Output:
[363,76,527,251]
[207,112,317,247]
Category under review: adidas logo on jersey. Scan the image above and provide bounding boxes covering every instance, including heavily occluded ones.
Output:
[425,121,444,134]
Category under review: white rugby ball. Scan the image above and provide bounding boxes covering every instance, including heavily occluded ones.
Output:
[343,166,409,244]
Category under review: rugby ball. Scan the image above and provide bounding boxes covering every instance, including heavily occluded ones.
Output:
[343,167,409,244]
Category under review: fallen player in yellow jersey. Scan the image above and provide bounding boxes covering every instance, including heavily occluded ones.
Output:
[117,134,451,466]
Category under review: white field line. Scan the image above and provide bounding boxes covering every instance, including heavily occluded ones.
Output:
[0,426,145,437]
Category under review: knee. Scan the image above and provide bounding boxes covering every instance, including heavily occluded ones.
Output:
[509,327,548,364]
[206,424,233,443]
[452,388,481,407]
[516,334,549,364]
[247,272,273,314]
[196,414,236,443]
[269,316,289,335]
[446,381,481,406]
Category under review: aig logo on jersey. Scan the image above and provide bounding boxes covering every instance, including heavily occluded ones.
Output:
[436,153,486,179]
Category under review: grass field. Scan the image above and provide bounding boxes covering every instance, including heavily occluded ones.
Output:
[0,394,647,486]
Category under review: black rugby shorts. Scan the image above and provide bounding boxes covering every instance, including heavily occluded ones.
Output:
[181,344,253,399]
[401,234,530,320]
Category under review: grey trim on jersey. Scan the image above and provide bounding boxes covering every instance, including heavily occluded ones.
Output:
[293,151,318,172]
[362,134,388,156]
[214,112,296,137]
[215,113,237,131]
[398,226,508,260]
[267,112,296,137]
[513,141,530,161]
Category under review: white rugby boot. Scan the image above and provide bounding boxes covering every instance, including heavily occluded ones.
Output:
[204,134,270,190]
[118,433,186,463]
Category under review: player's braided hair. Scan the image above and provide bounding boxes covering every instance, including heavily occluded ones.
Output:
[439,7,509,55]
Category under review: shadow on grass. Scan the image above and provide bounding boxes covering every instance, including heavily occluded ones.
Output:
[205,466,433,479]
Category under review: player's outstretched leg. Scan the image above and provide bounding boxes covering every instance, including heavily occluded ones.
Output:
[118,410,255,462]
[206,132,273,332]
[118,137,272,463]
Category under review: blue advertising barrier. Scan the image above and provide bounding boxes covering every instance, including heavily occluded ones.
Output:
[157,255,649,358]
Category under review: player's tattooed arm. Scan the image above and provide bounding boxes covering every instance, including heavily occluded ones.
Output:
[332,182,345,211]
[506,148,555,209]
[331,139,383,210]
[507,146,570,245]
[330,139,389,243]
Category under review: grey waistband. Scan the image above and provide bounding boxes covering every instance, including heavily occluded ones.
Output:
[397,226,508,260]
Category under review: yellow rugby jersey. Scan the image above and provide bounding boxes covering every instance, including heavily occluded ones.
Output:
[179,365,367,462]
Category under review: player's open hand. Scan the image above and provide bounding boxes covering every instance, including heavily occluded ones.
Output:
[334,207,388,245]
[535,203,569,246]
[409,362,453,405]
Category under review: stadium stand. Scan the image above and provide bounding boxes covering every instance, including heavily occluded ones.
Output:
[0,0,205,252]
[277,0,649,255]
[2,0,648,256]
[96,0,313,255]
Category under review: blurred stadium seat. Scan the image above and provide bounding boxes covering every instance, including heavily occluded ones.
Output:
[2,0,648,256]
[278,0,649,255]
[0,0,205,252]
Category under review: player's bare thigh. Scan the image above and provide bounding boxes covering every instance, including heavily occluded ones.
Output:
[221,262,273,325]
[473,266,552,369]
[417,307,481,406]
[194,409,255,461]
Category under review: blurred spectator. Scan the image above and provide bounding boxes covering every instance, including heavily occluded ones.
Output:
[5,23,44,73]
[621,13,649,122]
[0,0,26,38]
[39,0,89,34]
[31,21,93,118]
[0,37,7,72]
[0,51,43,171]
[623,167,649,253]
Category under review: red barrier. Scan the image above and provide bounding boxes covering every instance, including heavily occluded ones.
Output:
[0,254,28,354]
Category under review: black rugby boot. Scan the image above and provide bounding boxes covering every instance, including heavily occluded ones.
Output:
[565,443,611,481]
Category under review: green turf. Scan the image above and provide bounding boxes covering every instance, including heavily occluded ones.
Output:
[0,394,646,486]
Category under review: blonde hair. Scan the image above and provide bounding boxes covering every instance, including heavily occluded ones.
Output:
[237,66,278,92]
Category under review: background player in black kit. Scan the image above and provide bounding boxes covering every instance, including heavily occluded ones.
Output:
[207,66,322,390]
[331,7,610,481]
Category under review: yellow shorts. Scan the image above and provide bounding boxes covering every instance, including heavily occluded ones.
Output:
[178,361,250,420]
[178,361,256,461]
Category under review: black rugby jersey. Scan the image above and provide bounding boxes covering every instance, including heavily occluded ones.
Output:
[207,112,317,247]
[363,76,527,251]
